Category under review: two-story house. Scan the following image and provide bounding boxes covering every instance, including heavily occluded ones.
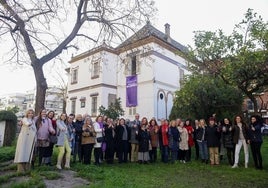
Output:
[66,22,190,120]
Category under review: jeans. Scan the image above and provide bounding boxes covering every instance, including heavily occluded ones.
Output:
[161,145,169,163]
[197,140,208,160]
[234,139,249,165]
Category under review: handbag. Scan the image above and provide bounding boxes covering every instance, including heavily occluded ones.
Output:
[97,137,104,143]
[49,134,58,144]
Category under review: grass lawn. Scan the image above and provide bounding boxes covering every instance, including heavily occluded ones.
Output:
[0,137,268,188]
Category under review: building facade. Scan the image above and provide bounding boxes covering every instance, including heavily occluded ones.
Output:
[66,22,190,120]
[0,86,64,117]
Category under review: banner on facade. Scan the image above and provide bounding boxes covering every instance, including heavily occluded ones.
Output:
[126,75,137,107]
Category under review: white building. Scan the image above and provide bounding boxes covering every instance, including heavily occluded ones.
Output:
[66,22,190,120]
[0,86,64,117]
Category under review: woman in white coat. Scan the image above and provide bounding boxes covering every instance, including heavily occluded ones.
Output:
[14,109,36,172]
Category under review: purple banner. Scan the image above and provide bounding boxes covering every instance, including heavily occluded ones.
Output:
[126,75,137,107]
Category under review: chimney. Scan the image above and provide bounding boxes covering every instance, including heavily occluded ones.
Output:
[165,23,171,43]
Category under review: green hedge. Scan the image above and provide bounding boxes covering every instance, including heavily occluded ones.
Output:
[0,110,17,146]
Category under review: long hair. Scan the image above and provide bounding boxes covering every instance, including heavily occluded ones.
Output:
[36,108,47,128]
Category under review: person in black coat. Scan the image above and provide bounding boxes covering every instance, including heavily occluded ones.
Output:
[115,118,130,163]
[137,117,150,164]
[104,118,115,164]
[248,115,263,170]
[73,114,83,163]
[206,117,221,165]
[221,118,235,166]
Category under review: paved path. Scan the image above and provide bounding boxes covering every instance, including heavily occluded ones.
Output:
[44,170,90,188]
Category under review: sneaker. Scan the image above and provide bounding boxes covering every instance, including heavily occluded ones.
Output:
[56,164,62,170]
[232,164,238,168]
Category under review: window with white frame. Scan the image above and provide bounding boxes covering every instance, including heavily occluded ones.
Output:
[108,94,116,106]
[71,99,76,114]
[71,68,78,84]
[91,61,100,78]
[91,96,98,116]
[80,97,86,108]
[124,55,140,76]
[128,107,136,115]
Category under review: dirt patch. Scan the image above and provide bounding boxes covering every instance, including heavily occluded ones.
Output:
[44,170,90,188]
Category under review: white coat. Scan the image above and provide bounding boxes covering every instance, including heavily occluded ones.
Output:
[14,117,36,163]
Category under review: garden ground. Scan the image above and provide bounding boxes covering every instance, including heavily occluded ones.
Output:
[0,137,268,188]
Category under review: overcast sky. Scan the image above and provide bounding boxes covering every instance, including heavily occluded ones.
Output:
[0,0,267,95]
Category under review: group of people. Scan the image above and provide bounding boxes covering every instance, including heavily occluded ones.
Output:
[14,109,264,173]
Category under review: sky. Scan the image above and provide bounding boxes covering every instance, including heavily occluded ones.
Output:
[0,0,267,96]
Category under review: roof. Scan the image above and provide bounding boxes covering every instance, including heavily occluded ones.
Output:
[116,21,188,52]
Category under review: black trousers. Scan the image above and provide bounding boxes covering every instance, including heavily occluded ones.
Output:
[118,140,129,163]
[250,141,263,169]
[149,147,157,162]
[185,146,192,162]
[94,147,102,165]
[81,144,94,164]
[73,141,82,162]
[226,147,235,166]
[38,146,49,165]
[105,144,115,164]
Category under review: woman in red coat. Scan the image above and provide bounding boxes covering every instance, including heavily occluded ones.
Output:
[184,119,194,162]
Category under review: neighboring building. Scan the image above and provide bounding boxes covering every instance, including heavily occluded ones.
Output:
[25,86,64,115]
[0,93,27,117]
[66,22,191,120]
[242,91,268,123]
[0,86,64,117]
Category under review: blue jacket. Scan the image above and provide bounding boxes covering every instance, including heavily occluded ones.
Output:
[249,122,263,143]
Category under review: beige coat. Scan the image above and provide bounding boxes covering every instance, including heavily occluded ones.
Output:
[178,126,189,150]
[14,117,36,163]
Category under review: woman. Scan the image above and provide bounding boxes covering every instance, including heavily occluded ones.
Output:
[159,119,169,163]
[81,117,96,165]
[104,118,115,164]
[35,109,55,166]
[178,121,188,163]
[47,110,57,166]
[56,113,72,169]
[168,120,180,163]
[137,117,150,164]
[232,115,249,168]
[149,119,159,163]
[195,119,208,164]
[115,118,130,163]
[93,115,104,165]
[221,118,235,166]
[14,109,36,172]
[184,119,194,162]
[248,115,263,170]
[73,114,83,163]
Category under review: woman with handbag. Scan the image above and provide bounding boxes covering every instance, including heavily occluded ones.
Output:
[56,113,72,169]
[93,115,104,165]
[81,117,96,164]
[47,110,57,166]
[35,109,55,166]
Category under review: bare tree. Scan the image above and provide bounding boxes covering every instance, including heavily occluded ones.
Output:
[0,0,156,114]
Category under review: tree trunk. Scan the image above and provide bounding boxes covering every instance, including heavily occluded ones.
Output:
[62,99,67,114]
[33,63,48,115]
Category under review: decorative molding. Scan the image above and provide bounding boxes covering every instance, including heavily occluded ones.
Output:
[68,84,117,94]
